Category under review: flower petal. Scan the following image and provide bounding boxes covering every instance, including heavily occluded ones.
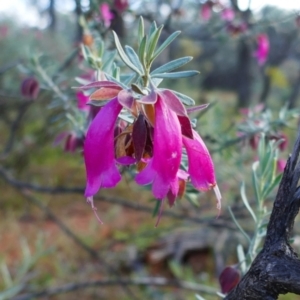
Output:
[183,130,216,191]
[84,97,122,197]
[136,96,182,199]
[160,89,187,116]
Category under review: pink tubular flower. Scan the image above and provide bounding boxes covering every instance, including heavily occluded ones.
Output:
[76,91,90,112]
[221,8,235,21]
[21,77,40,100]
[183,130,221,210]
[201,2,212,21]
[78,79,221,223]
[135,96,182,199]
[255,34,269,65]
[84,97,123,197]
[100,3,114,27]
[114,0,128,13]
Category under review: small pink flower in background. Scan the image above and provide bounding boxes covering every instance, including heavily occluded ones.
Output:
[100,3,114,27]
[53,131,84,153]
[221,8,235,21]
[0,25,8,38]
[76,91,90,112]
[255,34,269,66]
[277,159,286,173]
[239,103,264,116]
[219,266,240,294]
[295,15,300,28]
[20,77,40,100]
[201,2,212,21]
[113,0,129,13]
[226,22,247,36]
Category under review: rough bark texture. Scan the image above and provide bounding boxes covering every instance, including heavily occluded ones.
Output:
[225,131,300,299]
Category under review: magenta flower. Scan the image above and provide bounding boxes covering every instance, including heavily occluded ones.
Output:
[79,79,221,223]
[76,91,90,112]
[201,2,212,21]
[100,3,114,28]
[135,95,182,200]
[114,0,129,13]
[84,97,123,198]
[255,34,269,65]
[21,77,40,100]
[183,130,221,210]
[221,8,235,21]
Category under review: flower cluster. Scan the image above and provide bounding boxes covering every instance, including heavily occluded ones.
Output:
[81,80,221,223]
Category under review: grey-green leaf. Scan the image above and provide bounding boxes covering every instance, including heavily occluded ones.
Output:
[112,31,142,75]
[152,31,181,61]
[125,46,144,75]
[147,25,164,63]
[171,90,195,105]
[151,70,199,79]
[102,50,117,72]
[138,16,144,43]
[151,56,193,75]
[138,36,147,67]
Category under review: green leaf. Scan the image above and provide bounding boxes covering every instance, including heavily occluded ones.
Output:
[112,31,143,75]
[138,16,144,43]
[152,31,181,61]
[240,182,257,223]
[102,50,117,73]
[151,56,193,75]
[125,46,144,75]
[261,173,282,199]
[148,21,157,38]
[112,64,120,81]
[171,90,195,105]
[252,162,261,204]
[105,74,128,89]
[147,25,164,64]
[228,207,251,244]
[81,44,92,61]
[121,73,135,86]
[151,70,199,79]
[138,36,147,67]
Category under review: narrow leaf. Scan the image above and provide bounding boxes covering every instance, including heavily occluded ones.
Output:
[171,90,195,106]
[152,31,181,61]
[112,31,143,75]
[240,182,257,222]
[90,88,119,100]
[125,45,144,74]
[147,25,164,63]
[186,104,209,113]
[138,36,147,67]
[138,16,144,43]
[102,50,117,72]
[74,81,121,90]
[151,56,193,75]
[151,70,199,79]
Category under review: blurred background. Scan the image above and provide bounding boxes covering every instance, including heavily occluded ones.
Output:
[1,0,300,299]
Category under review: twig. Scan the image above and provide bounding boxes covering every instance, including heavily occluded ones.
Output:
[0,166,236,229]
[0,101,32,158]
[12,277,218,300]
[13,189,140,300]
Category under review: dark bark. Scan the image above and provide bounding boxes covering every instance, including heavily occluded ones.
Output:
[74,0,83,43]
[48,0,56,31]
[236,38,252,108]
[288,69,300,109]
[225,130,300,299]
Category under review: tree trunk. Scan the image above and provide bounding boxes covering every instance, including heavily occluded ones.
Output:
[225,130,300,299]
